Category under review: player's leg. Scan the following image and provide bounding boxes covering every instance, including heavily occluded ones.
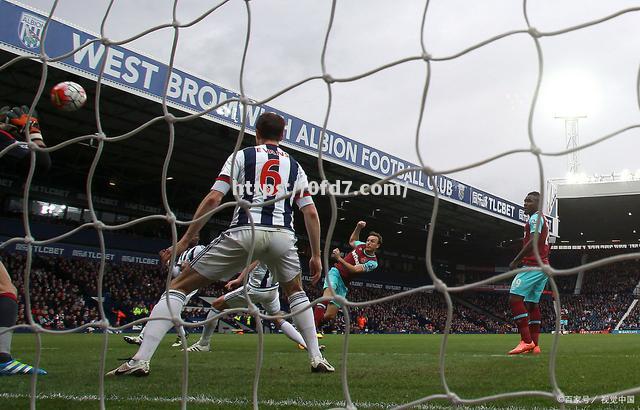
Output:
[189,293,231,351]
[107,267,211,376]
[263,230,333,372]
[314,267,346,332]
[525,271,548,354]
[108,231,248,375]
[526,302,542,354]
[261,290,307,348]
[279,275,333,372]
[133,268,209,360]
[0,261,46,376]
[507,272,535,354]
[172,289,199,348]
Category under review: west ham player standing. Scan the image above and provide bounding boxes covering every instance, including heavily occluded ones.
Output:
[507,191,550,355]
[313,221,381,333]
[108,112,332,376]
[186,260,316,353]
[0,105,50,375]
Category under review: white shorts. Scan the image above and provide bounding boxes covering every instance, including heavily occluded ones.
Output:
[190,227,301,283]
[223,285,281,315]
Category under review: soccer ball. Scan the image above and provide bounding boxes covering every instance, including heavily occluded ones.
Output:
[50,81,87,111]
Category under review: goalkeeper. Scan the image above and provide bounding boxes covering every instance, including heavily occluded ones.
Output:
[0,105,50,375]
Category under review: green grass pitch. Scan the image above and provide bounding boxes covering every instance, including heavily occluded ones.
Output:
[1,333,638,409]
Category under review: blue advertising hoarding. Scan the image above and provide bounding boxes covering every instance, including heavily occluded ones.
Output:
[0,236,160,265]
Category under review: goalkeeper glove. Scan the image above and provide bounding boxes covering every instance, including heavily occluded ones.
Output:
[0,105,43,142]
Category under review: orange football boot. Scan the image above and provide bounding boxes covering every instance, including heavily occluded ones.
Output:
[508,340,536,355]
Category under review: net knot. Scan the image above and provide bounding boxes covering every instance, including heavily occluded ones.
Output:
[94,132,107,141]
[240,96,252,106]
[164,113,177,123]
[528,27,541,38]
[172,20,181,28]
[434,278,447,292]
[100,37,112,46]
[31,323,44,333]
[23,235,34,245]
[530,145,542,155]
[237,198,252,209]
[94,221,106,230]
[421,51,432,61]
[247,303,260,316]
[165,212,176,224]
[96,319,110,328]
[323,74,335,84]
[448,392,462,405]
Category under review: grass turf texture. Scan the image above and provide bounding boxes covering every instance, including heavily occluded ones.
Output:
[1,333,638,409]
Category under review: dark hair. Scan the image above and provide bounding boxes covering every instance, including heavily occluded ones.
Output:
[256,112,285,141]
[368,231,383,246]
[527,191,540,197]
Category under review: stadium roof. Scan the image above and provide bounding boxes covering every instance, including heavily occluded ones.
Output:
[0,1,527,262]
[554,179,640,243]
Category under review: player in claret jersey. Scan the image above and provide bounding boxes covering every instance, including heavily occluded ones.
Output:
[507,191,550,355]
[313,221,381,334]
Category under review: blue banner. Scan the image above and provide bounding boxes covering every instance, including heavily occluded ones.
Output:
[1,236,160,265]
[0,0,527,225]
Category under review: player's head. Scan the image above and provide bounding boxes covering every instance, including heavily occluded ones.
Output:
[255,112,285,144]
[365,231,382,253]
[524,191,540,215]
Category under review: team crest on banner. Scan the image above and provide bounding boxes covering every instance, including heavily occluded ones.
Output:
[457,183,466,201]
[18,13,45,49]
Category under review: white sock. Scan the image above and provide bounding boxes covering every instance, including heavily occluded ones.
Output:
[199,308,220,346]
[132,290,186,361]
[138,325,145,339]
[279,320,306,347]
[288,291,321,359]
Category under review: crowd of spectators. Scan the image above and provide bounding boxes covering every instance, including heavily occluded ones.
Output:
[2,251,639,334]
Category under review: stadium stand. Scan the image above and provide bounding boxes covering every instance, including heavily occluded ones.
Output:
[4,237,638,335]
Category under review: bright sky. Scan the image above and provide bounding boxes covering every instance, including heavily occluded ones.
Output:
[19,0,640,204]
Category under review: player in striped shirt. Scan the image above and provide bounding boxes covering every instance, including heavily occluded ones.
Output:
[186,260,320,352]
[507,191,550,355]
[122,235,205,347]
[313,221,381,334]
[108,112,332,376]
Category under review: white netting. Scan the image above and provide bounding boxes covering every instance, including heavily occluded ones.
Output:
[2,0,640,409]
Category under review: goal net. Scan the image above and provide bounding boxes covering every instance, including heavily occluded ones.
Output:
[1,0,640,409]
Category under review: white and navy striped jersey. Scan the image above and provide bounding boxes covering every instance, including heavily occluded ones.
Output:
[211,144,313,231]
[248,262,278,290]
[171,245,206,278]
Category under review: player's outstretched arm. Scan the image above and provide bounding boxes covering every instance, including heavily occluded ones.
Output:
[160,190,224,265]
[0,105,51,174]
[300,203,322,284]
[348,221,366,248]
[225,260,259,291]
